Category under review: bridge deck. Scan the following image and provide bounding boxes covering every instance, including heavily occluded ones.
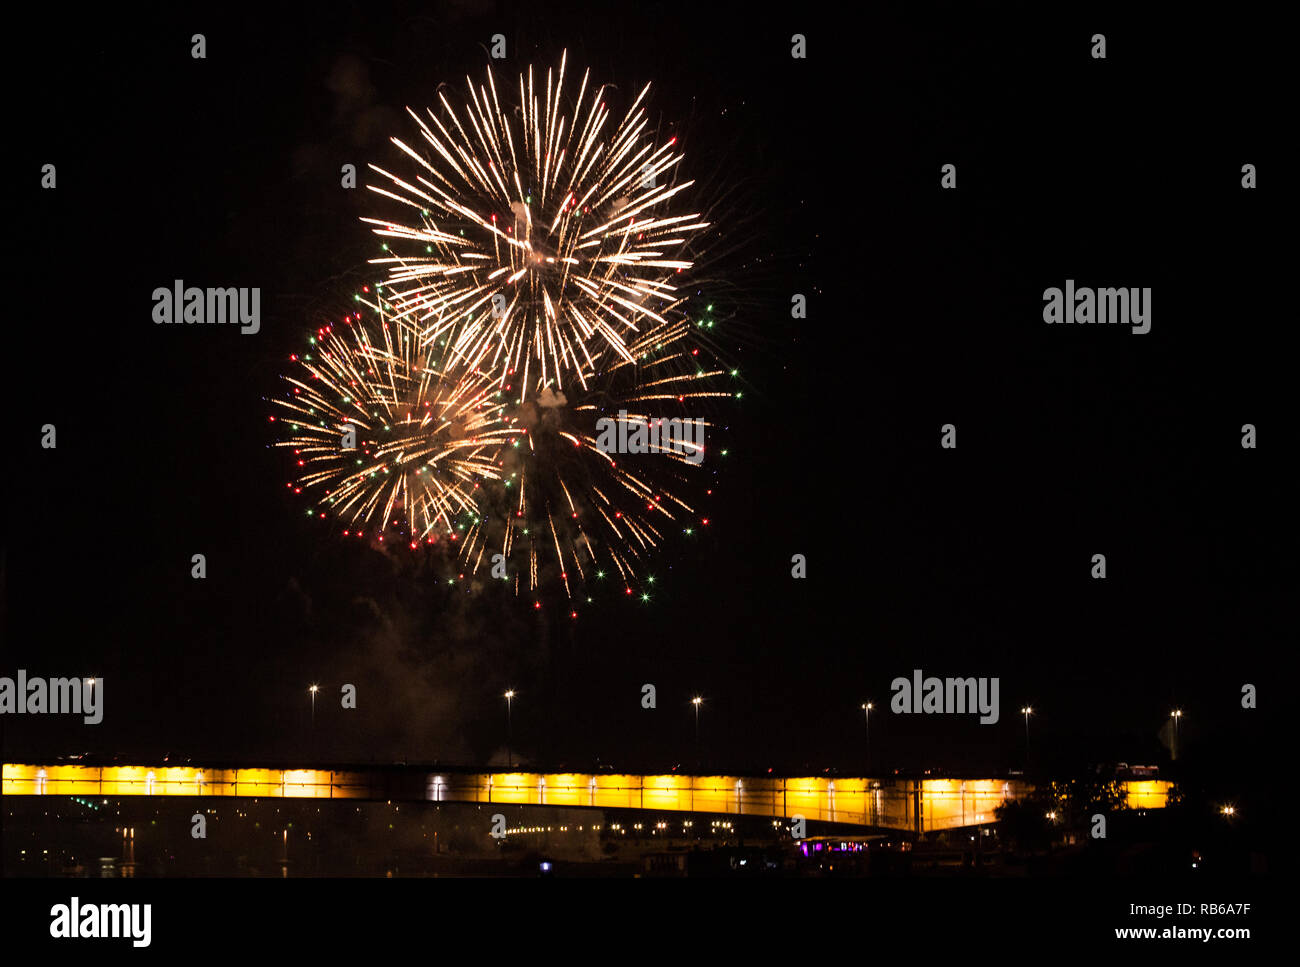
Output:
[1,764,1172,833]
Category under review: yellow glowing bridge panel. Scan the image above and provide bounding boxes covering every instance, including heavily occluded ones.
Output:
[1,765,1172,832]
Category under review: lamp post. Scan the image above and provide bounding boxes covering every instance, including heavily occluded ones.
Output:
[692,697,703,762]
[861,703,873,770]
[1170,709,1182,761]
[505,691,515,769]
[1020,706,1033,766]
[308,684,320,762]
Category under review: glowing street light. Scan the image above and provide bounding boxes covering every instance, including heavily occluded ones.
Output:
[1021,707,1033,765]
[505,690,516,768]
[692,697,703,761]
[861,703,873,769]
[1170,709,1183,761]
[309,684,319,725]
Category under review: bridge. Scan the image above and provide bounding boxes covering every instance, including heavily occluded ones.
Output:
[1,764,1172,834]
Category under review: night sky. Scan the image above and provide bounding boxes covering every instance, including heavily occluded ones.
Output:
[4,3,1285,780]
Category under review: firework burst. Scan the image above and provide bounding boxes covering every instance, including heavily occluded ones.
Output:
[457,313,732,600]
[276,56,737,606]
[362,51,709,402]
[274,292,513,545]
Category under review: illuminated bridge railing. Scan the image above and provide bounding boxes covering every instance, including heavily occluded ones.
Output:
[0,765,1172,833]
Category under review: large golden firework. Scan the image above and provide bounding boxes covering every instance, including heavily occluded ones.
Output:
[363,51,708,402]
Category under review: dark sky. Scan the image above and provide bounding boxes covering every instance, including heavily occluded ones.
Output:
[4,3,1285,777]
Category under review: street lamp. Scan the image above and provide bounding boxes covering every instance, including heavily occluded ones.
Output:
[1170,709,1183,761]
[1020,706,1033,765]
[307,684,321,763]
[692,697,703,761]
[505,690,515,769]
[861,703,873,769]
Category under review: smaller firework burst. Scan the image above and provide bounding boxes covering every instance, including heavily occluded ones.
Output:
[455,308,732,601]
[274,291,514,546]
